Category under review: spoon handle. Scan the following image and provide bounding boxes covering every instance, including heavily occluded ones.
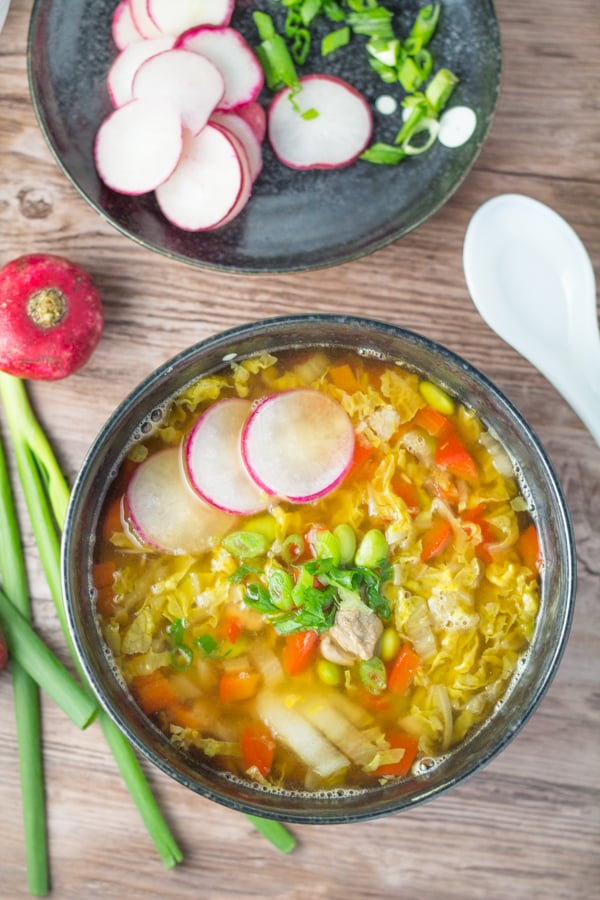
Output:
[542,361,600,448]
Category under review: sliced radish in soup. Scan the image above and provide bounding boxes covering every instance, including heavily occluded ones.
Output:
[241,389,355,502]
[185,398,268,515]
[107,35,175,107]
[127,447,235,554]
[112,0,143,50]
[132,48,225,135]
[155,124,251,230]
[95,99,183,195]
[148,0,234,33]
[268,75,373,170]
[176,26,264,111]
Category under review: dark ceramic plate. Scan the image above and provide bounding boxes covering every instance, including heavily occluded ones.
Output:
[28,0,501,273]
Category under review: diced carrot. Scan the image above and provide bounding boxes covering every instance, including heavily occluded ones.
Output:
[435,432,478,481]
[92,560,116,590]
[282,630,319,676]
[429,477,460,506]
[517,523,542,573]
[219,670,261,703]
[167,700,211,730]
[95,585,116,618]
[102,496,123,541]
[373,730,419,777]
[420,518,453,562]
[391,475,420,515]
[460,506,496,563]
[131,671,179,714]
[329,363,360,394]
[346,436,376,479]
[357,688,393,714]
[388,644,421,695]
[241,724,276,776]
[220,614,242,645]
[413,406,452,438]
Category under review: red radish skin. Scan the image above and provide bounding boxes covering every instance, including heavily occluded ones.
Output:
[112,0,143,50]
[127,447,236,555]
[0,254,103,381]
[211,112,263,182]
[234,101,267,144]
[129,0,162,38]
[132,48,225,135]
[107,34,175,107]
[155,123,251,230]
[185,398,268,515]
[176,26,264,111]
[148,0,234,35]
[268,75,373,170]
[95,98,183,195]
[241,389,355,503]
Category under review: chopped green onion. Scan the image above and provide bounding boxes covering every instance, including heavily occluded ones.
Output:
[407,2,441,50]
[366,36,401,67]
[300,0,322,26]
[346,0,378,11]
[401,116,440,155]
[222,530,270,559]
[0,587,97,729]
[360,142,408,164]
[322,0,346,21]
[253,12,299,90]
[358,656,387,694]
[394,99,427,144]
[291,27,311,64]
[311,529,341,565]
[425,67,459,113]
[367,57,398,83]
[196,633,220,656]
[301,106,320,119]
[321,26,351,56]
[267,568,295,611]
[347,7,394,39]
[397,55,424,92]
[281,533,305,564]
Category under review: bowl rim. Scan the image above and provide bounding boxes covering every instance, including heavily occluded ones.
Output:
[61,314,577,823]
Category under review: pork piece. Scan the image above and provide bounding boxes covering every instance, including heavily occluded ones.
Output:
[322,602,384,663]
[320,633,357,667]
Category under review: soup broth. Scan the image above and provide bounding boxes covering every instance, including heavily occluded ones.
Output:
[94,348,541,793]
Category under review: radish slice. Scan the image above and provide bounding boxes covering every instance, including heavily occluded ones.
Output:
[107,35,175,107]
[132,48,225,135]
[241,389,355,503]
[268,75,373,170]
[155,124,251,230]
[185,398,268,515]
[129,0,162,38]
[148,0,234,34]
[127,447,235,554]
[211,112,263,182]
[176,27,264,111]
[235,101,267,144]
[95,99,183,195]
[112,0,143,50]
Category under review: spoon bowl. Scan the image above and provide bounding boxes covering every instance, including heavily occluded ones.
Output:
[463,194,600,445]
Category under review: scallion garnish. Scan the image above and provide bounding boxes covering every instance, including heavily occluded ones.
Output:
[425,66,459,112]
[321,25,351,55]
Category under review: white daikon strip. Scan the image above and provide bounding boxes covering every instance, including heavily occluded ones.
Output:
[300,698,384,766]
[248,644,285,687]
[256,692,350,779]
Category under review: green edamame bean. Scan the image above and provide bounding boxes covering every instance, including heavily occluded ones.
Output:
[354,528,388,567]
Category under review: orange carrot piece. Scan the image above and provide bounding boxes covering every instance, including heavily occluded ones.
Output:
[420,518,453,562]
[282,630,319,676]
[517,523,542,573]
[373,731,419,777]
[95,585,116,618]
[414,406,452,438]
[392,475,420,515]
[131,671,179,714]
[102,496,123,541]
[218,670,261,703]
[346,436,376,480]
[241,724,276,776]
[329,363,360,394]
[167,700,210,731]
[92,560,116,590]
[388,644,421,695]
[435,432,477,481]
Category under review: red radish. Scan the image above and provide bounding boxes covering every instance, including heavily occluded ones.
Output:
[235,101,267,144]
[155,124,251,230]
[132,48,225,135]
[0,254,103,381]
[107,34,175,107]
[129,0,162,38]
[241,389,355,503]
[185,398,268,515]
[95,98,183,195]
[127,447,236,554]
[112,0,143,50]
[176,27,264,111]
[211,111,263,182]
[148,0,234,35]
[268,75,373,170]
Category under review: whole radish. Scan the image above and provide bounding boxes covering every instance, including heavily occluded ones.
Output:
[0,254,103,380]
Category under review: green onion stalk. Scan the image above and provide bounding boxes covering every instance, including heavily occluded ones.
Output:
[0,373,295,859]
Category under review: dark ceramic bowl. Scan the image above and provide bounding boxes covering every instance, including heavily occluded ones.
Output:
[28,0,501,273]
[62,315,575,824]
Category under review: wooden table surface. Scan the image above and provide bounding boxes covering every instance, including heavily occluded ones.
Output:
[1,0,599,897]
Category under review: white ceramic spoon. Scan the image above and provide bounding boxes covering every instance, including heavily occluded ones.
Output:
[0,0,10,33]
[463,193,600,446]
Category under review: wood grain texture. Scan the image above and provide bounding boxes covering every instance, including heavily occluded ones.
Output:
[0,0,599,897]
